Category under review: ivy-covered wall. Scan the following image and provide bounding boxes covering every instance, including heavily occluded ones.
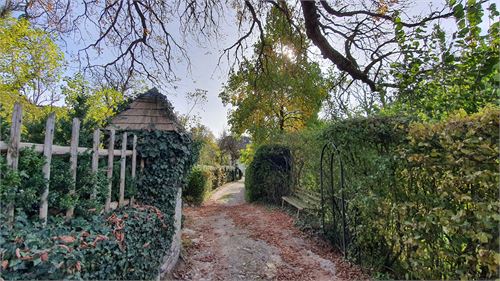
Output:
[135,130,199,226]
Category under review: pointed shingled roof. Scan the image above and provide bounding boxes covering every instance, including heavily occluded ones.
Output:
[106,88,183,132]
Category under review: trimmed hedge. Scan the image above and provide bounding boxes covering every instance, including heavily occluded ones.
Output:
[183,167,213,205]
[287,105,499,279]
[183,165,242,205]
[245,144,293,203]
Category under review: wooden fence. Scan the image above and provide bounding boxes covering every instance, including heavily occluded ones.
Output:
[0,103,138,225]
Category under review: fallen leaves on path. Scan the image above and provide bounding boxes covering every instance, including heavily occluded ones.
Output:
[227,204,367,281]
[175,203,367,281]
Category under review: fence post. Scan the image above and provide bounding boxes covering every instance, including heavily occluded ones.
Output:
[65,118,80,220]
[6,103,22,225]
[91,129,100,199]
[39,113,55,225]
[119,132,127,207]
[105,129,115,211]
[130,134,137,206]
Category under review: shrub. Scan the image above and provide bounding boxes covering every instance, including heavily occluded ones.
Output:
[0,148,46,217]
[184,167,212,205]
[211,166,224,187]
[183,165,242,204]
[301,106,500,279]
[390,106,499,279]
[245,144,293,203]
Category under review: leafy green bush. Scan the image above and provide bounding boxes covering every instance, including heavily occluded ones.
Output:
[183,165,242,205]
[45,154,107,217]
[245,144,292,203]
[303,106,500,279]
[276,124,325,191]
[0,149,108,219]
[389,106,499,279]
[211,166,224,187]
[184,167,213,205]
[0,148,46,216]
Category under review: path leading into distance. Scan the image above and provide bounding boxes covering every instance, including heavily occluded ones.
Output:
[171,179,365,281]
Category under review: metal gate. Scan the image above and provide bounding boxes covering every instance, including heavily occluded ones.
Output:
[319,142,350,259]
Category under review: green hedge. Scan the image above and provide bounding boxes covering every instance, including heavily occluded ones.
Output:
[245,144,293,203]
[302,106,499,279]
[183,165,242,205]
[184,167,213,205]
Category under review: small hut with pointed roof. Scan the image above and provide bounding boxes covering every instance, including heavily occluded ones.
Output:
[105,88,185,277]
[106,87,183,132]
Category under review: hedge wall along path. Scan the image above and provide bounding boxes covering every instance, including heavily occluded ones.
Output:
[245,144,293,204]
[319,106,499,279]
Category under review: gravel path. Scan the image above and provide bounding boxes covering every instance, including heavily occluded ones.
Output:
[171,179,366,281]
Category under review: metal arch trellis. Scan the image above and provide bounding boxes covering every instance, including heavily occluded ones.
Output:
[320,141,349,259]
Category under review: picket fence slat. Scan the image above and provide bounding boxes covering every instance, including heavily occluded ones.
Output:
[119,132,127,207]
[91,129,100,172]
[105,129,115,212]
[91,129,100,199]
[39,113,55,224]
[130,135,137,205]
[65,118,80,220]
[6,103,22,226]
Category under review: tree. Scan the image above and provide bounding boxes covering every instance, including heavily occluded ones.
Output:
[56,74,125,146]
[0,0,225,89]
[178,88,208,130]
[0,16,64,106]
[62,74,124,128]
[220,4,327,143]
[387,2,499,119]
[189,124,220,166]
[218,130,243,166]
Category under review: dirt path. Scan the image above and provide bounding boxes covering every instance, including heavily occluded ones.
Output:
[172,180,366,281]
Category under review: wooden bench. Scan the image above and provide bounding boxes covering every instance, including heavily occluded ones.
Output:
[281,187,321,217]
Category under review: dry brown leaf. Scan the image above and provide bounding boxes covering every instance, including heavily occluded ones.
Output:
[58,235,76,244]
[40,252,49,262]
[56,244,71,252]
